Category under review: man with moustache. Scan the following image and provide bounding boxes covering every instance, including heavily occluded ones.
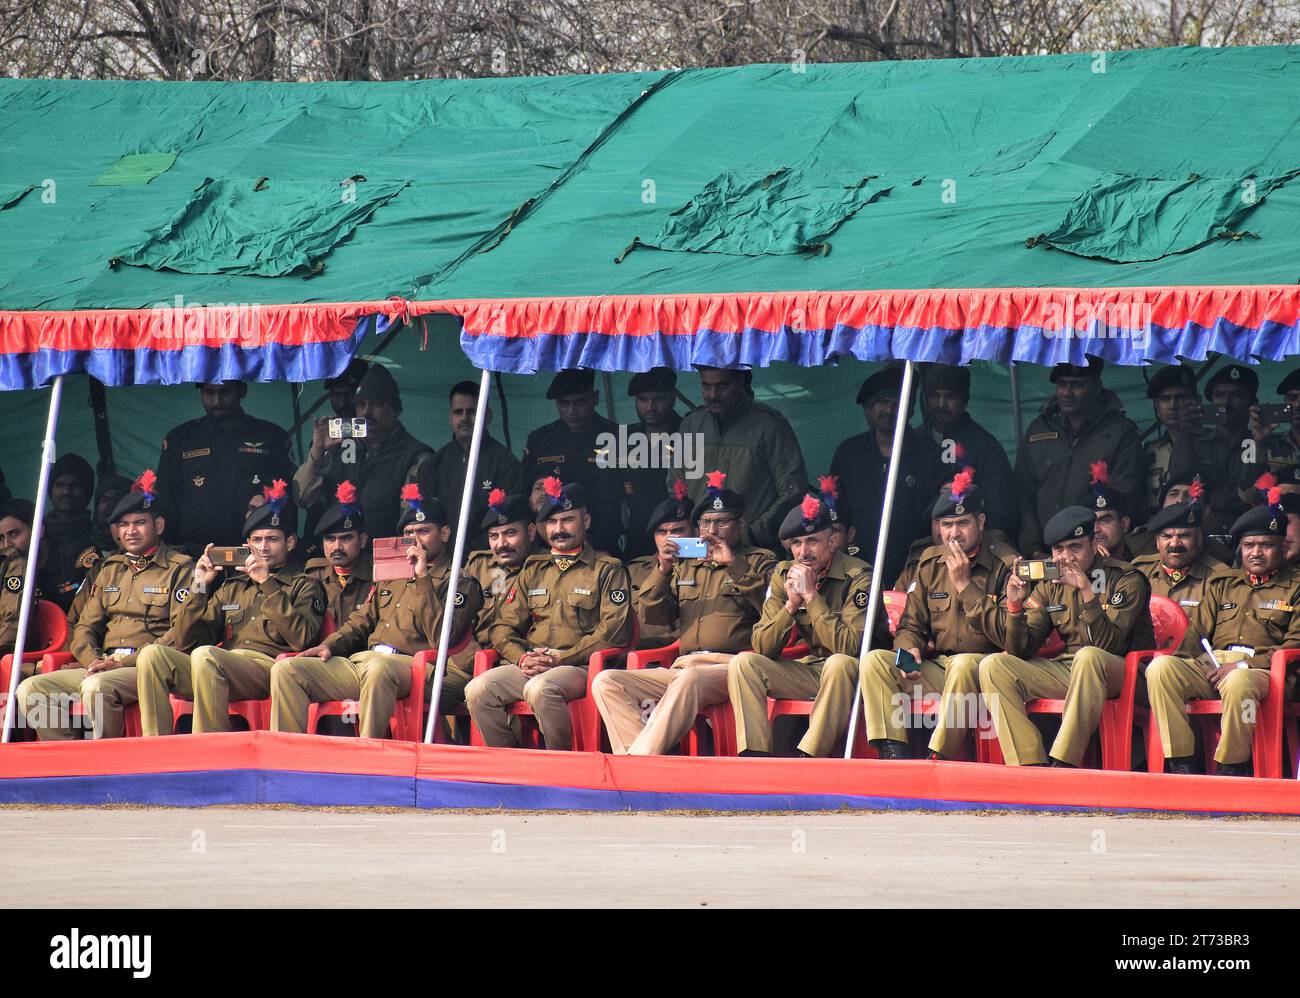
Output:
[726,490,878,756]
[625,482,693,649]
[1128,472,1234,565]
[593,473,776,755]
[271,485,480,738]
[467,479,633,750]
[1130,479,1225,614]
[303,482,373,626]
[1146,497,1300,775]
[977,506,1154,767]
[816,471,1017,760]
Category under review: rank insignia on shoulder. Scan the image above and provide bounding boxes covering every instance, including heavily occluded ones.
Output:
[609,589,627,604]
[853,590,869,608]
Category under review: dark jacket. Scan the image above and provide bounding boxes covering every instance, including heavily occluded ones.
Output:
[917,413,1019,539]
[418,433,523,551]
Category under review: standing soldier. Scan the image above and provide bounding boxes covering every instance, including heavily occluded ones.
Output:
[592,474,776,755]
[809,472,1016,759]
[303,482,373,626]
[671,367,807,552]
[521,368,625,556]
[726,491,876,756]
[1143,364,1215,511]
[1195,363,1256,535]
[1130,480,1226,615]
[457,492,540,674]
[977,506,1154,767]
[467,480,633,750]
[622,368,684,559]
[626,482,693,649]
[43,453,105,612]
[1247,367,1300,477]
[16,473,192,740]
[271,485,481,739]
[1145,499,1300,775]
[418,380,523,552]
[1015,357,1145,554]
[136,483,323,735]
[157,381,293,555]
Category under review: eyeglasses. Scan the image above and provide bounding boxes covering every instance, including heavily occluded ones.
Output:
[697,516,738,529]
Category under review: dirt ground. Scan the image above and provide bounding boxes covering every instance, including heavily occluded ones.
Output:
[1,805,1296,907]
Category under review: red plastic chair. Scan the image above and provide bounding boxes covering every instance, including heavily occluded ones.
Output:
[1,600,71,733]
[30,651,141,738]
[1141,647,1288,778]
[981,596,1188,770]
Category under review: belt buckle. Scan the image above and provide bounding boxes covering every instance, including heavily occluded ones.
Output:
[372,644,396,655]
[110,647,136,659]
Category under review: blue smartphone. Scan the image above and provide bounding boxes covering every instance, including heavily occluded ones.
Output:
[672,537,708,558]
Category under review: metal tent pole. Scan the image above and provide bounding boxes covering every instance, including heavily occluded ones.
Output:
[843,361,915,759]
[424,367,491,743]
[1009,363,1025,454]
[2,376,64,743]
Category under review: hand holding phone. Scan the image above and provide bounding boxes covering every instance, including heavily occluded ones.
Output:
[895,647,922,677]
[672,537,708,559]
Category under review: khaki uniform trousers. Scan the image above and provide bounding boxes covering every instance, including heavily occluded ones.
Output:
[270,650,469,740]
[1146,651,1269,765]
[15,665,137,740]
[977,646,1126,766]
[591,654,731,755]
[728,651,854,755]
[464,663,587,750]
[136,644,276,734]
[927,654,986,759]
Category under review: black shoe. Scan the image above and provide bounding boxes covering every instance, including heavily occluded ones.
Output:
[927,750,945,762]
[738,749,772,758]
[1166,756,1197,775]
[870,739,910,760]
[1215,760,1253,777]
[794,749,814,759]
[1048,757,1076,768]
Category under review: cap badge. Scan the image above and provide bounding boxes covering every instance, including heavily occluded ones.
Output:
[1073,525,1085,537]
[712,498,723,510]
[415,511,426,522]
[954,503,965,515]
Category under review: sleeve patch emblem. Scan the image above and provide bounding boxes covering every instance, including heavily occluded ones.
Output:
[609,589,627,604]
[853,590,869,608]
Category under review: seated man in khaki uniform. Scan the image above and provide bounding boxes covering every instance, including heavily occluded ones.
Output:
[977,505,1154,766]
[136,482,325,735]
[1129,483,1225,616]
[593,475,776,754]
[727,490,876,757]
[832,472,1016,759]
[304,481,373,626]
[458,491,540,673]
[16,472,192,739]
[271,485,480,738]
[625,482,692,649]
[1146,501,1300,775]
[466,479,633,750]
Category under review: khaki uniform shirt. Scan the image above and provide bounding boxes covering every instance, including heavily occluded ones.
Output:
[751,552,875,663]
[1003,556,1154,658]
[0,547,30,651]
[452,548,535,671]
[71,544,194,669]
[489,544,633,667]
[1178,564,1300,670]
[895,541,1017,656]
[639,545,777,654]
[324,551,482,665]
[1130,552,1224,615]
[177,564,325,657]
[304,558,374,628]
[627,555,677,648]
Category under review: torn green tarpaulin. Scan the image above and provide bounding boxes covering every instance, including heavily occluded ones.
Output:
[1,186,34,209]
[1036,171,1300,263]
[91,152,178,187]
[628,167,892,258]
[117,176,407,277]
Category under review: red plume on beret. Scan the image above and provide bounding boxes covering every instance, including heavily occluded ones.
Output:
[400,483,422,503]
[335,481,357,506]
[1089,461,1109,486]
[1256,472,1278,493]
[263,478,288,502]
[706,470,727,491]
[951,467,975,501]
[1188,475,1205,505]
[800,494,822,522]
[673,479,689,501]
[1269,486,1282,506]
[488,487,507,508]
[543,476,563,500]
[133,469,157,496]
[817,474,838,498]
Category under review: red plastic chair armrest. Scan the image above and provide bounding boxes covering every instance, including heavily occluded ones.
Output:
[627,642,681,670]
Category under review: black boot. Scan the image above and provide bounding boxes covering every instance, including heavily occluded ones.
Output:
[1048,757,1076,768]
[870,739,910,760]
[1215,760,1253,777]
[1166,756,1197,775]
[738,749,772,758]
[927,750,945,761]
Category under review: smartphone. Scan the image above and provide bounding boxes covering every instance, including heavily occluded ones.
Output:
[1016,560,1061,583]
[895,648,920,673]
[371,536,411,581]
[672,537,708,558]
[1259,403,1293,426]
[328,417,368,439]
[209,546,251,567]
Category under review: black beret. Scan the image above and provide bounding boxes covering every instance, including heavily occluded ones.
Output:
[778,494,834,541]
[316,493,365,537]
[110,475,163,524]
[536,479,587,522]
[1203,364,1258,400]
[1042,505,1095,547]
[397,491,447,531]
[355,364,402,409]
[923,364,970,400]
[1157,470,1202,507]
[647,496,694,535]
[1091,486,1128,516]
[1145,364,1198,399]
[856,367,904,406]
[691,488,746,521]
[1049,356,1104,382]
[481,493,533,531]
[244,496,297,537]
[324,357,370,390]
[50,453,94,497]
[828,494,854,529]
[932,482,985,519]
[1230,504,1288,542]
[628,367,677,396]
[546,368,595,400]
[1147,501,1202,532]
[1278,369,1300,397]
